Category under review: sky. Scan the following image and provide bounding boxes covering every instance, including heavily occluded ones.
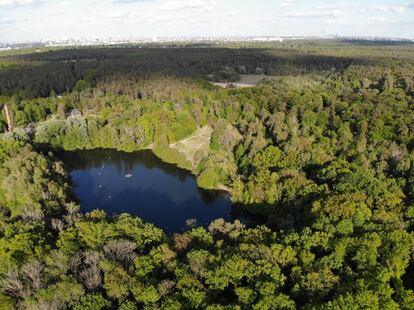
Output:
[0,0,414,42]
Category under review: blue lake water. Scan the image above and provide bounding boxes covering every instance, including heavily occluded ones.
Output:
[59,149,251,233]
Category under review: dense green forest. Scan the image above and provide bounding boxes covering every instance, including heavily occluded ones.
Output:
[1,41,414,309]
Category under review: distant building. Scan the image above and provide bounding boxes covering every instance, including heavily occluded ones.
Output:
[252,37,283,42]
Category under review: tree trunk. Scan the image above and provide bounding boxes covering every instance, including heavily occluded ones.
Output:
[4,104,13,132]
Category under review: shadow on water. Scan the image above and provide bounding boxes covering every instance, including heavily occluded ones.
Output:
[59,149,191,182]
[57,149,261,233]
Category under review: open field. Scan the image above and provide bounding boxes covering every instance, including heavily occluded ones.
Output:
[170,126,213,167]
[212,74,277,88]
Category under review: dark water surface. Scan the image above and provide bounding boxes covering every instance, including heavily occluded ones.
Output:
[59,149,252,233]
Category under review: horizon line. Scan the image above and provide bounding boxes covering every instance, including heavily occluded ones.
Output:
[2,35,414,46]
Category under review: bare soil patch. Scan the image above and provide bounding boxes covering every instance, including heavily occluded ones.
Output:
[212,74,276,88]
[170,126,213,167]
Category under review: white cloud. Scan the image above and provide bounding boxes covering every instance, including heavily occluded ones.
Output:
[82,14,96,25]
[161,0,216,12]
[315,4,353,10]
[227,10,238,17]
[286,9,342,19]
[356,16,398,25]
[60,21,74,28]
[0,0,38,6]
[281,0,295,7]
[109,9,129,18]
[1,0,413,42]
[112,0,151,3]
[368,16,390,22]
[0,17,15,24]
[367,5,406,14]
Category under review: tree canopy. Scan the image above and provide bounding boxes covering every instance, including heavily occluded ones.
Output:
[0,41,414,309]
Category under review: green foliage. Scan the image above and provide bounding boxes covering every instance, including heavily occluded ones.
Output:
[197,167,225,189]
[73,79,92,93]
[73,294,110,310]
[0,139,69,217]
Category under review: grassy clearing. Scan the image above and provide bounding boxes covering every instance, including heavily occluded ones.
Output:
[170,126,212,168]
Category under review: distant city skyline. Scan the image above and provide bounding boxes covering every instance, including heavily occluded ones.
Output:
[1,0,414,42]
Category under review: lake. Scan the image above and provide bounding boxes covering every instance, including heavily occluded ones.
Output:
[59,149,253,233]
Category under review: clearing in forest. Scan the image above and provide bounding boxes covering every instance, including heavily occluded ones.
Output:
[212,74,276,88]
[170,126,213,167]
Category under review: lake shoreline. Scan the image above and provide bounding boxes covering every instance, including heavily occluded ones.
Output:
[56,148,242,233]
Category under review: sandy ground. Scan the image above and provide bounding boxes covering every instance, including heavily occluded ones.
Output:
[170,126,212,167]
[212,74,276,88]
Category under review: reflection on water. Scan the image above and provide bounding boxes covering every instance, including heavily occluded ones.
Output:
[58,149,254,233]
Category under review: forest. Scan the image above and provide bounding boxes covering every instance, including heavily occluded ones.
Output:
[0,40,414,309]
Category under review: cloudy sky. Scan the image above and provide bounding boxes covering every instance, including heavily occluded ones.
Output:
[0,0,413,42]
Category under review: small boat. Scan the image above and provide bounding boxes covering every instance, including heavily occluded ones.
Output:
[125,174,133,178]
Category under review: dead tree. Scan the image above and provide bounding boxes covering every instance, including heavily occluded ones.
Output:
[3,104,13,132]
